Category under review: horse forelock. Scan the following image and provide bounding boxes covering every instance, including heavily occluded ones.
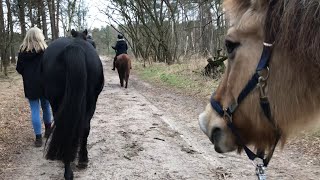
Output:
[223,0,251,25]
[224,0,268,38]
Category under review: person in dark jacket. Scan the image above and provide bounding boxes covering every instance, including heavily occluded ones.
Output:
[111,34,128,70]
[87,34,96,49]
[16,27,52,147]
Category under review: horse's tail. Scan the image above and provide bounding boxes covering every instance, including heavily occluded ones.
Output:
[46,44,87,162]
[124,55,131,88]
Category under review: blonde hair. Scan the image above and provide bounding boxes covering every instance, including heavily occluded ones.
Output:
[20,27,47,53]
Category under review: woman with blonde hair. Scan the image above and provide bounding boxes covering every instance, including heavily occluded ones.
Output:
[16,27,52,147]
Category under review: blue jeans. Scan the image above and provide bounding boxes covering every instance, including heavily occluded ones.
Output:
[28,98,52,135]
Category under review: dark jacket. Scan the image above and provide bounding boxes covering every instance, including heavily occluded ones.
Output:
[16,50,44,99]
[112,39,128,56]
[87,36,96,49]
[87,39,96,49]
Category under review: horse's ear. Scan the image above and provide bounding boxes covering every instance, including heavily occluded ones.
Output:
[83,29,88,36]
[71,29,77,37]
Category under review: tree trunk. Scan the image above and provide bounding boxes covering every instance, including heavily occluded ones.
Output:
[67,0,77,32]
[18,0,26,38]
[28,0,35,27]
[40,0,48,39]
[47,0,56,39]
[6,0,16,64]
[55,0,60,38]
[0,1,4,72]
[36,0,42,28]
[0,1,9,75]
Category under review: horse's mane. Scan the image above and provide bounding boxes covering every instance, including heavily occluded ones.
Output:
[265,0,320,65]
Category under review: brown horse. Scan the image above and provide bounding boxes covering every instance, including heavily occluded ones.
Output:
[199,0,320,167]
[115,54,131,88]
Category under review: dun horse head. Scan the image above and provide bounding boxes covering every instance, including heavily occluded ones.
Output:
[199,0,320,156]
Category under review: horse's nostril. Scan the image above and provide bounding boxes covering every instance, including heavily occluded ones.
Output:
[211,127,222,143]
[212,127,221,135]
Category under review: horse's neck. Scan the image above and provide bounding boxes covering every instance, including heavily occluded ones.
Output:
[270,51,320,136]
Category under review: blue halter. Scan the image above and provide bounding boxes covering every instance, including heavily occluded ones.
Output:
[210,43,281,168]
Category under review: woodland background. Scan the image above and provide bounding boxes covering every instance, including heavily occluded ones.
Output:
[0,0,227,75]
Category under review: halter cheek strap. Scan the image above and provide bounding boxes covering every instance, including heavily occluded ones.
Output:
[210,43,282,179]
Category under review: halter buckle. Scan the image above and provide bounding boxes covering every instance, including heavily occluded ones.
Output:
[258,67,270,98]
[258,82,267,98]
[223,109,233,124]
[258,67,270,82]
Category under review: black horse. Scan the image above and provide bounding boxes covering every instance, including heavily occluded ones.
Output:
[42,29,104,180]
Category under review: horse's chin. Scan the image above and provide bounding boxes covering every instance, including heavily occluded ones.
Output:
[210,134,237,153]
[213,143,237,153]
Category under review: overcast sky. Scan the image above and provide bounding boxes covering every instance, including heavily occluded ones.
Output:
[86,0,110,29]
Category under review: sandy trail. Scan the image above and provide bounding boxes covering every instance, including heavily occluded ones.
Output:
[2,58,319,180]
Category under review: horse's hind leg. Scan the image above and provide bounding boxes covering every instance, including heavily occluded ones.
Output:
[64,161,73,180]
[118,70,124,87]
[125,70,130,88]
[78,94,98,169]
[78,126,89,169]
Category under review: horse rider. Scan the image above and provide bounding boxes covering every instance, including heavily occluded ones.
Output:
[111,34,128,71]
[87,34,96,49]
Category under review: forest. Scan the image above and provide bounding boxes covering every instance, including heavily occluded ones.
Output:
[0,0,226,75]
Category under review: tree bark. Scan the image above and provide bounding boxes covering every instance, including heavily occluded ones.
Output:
[36,0,42,28]
[67,0,77,32]
[0,0,9,75]
[40,0,48,39]
[6,0,16,64]
[47,0,56,39]
[28,0,35,27]
[0,1,4,72]
[18,0,26,38]
[55,0,60,38]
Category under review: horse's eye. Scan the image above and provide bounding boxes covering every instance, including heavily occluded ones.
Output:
[225,40,240,56]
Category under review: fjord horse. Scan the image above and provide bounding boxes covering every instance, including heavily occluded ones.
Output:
[115,54,131,88]
[42,29,104,180]
[199,0,320,173]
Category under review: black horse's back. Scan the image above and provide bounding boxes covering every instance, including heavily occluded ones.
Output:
[42,35,104,164]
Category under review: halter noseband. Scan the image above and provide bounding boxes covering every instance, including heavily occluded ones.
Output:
[210,42,281,179]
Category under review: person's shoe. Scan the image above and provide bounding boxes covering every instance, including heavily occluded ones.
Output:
[112,68,115,71]
[35,135,43,147]
[44,124,52,138]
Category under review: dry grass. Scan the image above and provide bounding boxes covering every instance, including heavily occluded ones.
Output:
[134,57,222,99]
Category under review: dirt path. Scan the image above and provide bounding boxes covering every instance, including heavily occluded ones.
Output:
[2,58,320,180]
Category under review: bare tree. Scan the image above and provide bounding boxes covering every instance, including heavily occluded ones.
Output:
[39,0,48,39]
[47,0,57,39]
[17,0,26,38]
[102,0,227,64]
[6,0,16,64]
[55,0,60,38]
[27,0,35,27]
[0,0,11,75]
[0,0,5,72]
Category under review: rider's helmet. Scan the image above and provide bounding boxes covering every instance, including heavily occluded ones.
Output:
[117,34,123,39]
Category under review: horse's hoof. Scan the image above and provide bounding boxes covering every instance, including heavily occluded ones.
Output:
[77,161,88,169]
[64,172,74,180]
